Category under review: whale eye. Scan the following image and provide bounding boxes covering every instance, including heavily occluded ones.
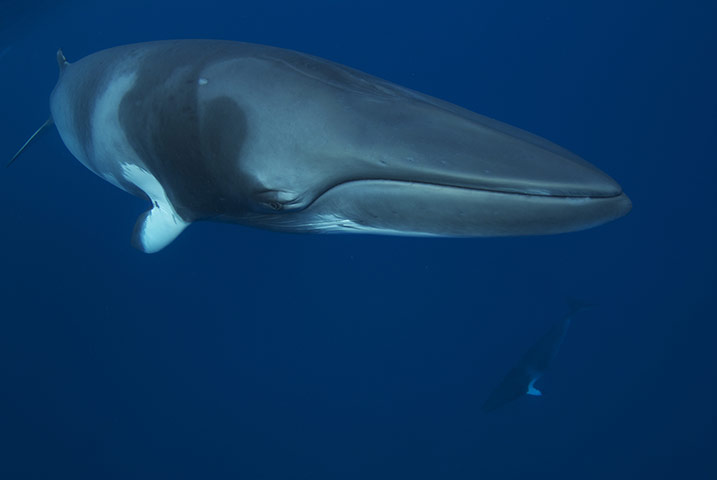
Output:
[251,189,304,213]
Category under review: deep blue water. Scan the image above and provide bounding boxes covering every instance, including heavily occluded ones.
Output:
[1,1,715,478]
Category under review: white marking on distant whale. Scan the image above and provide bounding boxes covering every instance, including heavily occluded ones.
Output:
[527,378,542,396]
[198,77,208,85]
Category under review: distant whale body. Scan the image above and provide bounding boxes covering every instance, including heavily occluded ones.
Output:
[482,300,593,412]
[12,40,631,252]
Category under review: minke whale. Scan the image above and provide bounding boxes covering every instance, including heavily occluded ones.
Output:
[11,40,631,253]
[482,300,593,412]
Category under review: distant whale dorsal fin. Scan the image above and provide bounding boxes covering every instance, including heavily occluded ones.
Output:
[567,297,595,316]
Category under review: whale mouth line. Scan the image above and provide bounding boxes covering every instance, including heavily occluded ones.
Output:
[310,178,625,207]
[241,178,632,236]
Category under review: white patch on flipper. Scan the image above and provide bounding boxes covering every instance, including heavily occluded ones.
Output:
[121,164,189,253]
[527,378,543,396]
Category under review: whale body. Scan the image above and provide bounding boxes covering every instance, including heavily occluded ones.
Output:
[20,40,630,252]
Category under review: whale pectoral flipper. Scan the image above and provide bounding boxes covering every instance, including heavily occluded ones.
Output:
[122,164,189,253]
[131,203,189,254]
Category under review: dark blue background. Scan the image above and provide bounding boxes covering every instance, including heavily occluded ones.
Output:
[1,1,715,478]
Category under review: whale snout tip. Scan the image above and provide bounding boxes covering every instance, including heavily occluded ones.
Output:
[614,191,633,218]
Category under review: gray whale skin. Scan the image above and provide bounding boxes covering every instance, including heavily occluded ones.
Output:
[33,40,631,252]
